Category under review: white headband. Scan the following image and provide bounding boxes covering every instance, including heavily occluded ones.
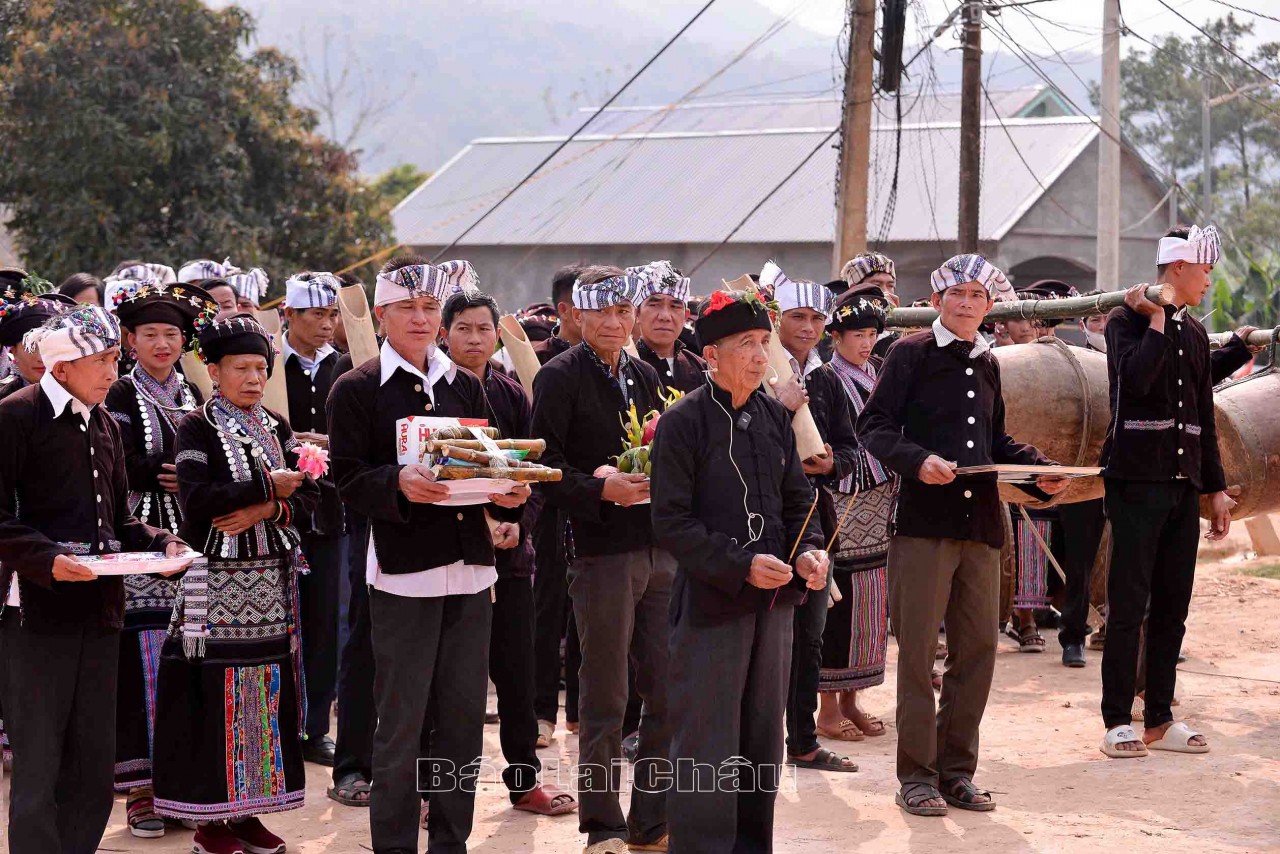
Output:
[1157,225,1222,266]
[178,257,236,284]
[31,304,121,368]
[225,268,270,306]
[284,273,340,309]
[113,262,176,286]
[627,260,691,305]
[571,274,647,310]
[929,254,1016,301]
[761,261,834,320]
[374,260,477,308]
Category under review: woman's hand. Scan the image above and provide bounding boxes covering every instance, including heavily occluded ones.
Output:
[212,502,276,536]
[270,469,305,499]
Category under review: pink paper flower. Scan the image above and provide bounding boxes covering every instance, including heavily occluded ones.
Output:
[297,442,329,479]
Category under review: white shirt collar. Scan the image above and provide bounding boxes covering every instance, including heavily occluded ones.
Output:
[379,339,457,395]
[932,317,990,359]
[281,333,335,370]
[40,371,93,423]
[787,347,824,379]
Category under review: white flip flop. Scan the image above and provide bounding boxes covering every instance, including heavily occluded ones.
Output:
[1100,724,1148,758]
[1146,721,1209,754]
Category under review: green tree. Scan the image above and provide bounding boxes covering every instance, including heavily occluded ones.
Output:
[0,0,390,292]
[371,163,430,213]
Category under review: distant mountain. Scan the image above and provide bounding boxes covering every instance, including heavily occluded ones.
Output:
[226,0,1099,174]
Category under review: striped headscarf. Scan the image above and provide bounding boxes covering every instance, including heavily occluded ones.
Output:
[761,260,834,320]
[1157,225,1222,266]
[929,254,1016,301]
[571,274,646,310]
[840,252,896,288]
[27,304,121,368]
[374,260,478,308]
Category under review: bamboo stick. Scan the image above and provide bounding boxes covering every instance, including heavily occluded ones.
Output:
[1209,328,1278,349]
[338,284,380,367]
[434,465,562,482]
[429,444,541,469]
[254,307,291,420]
[431,426,500,440]
[180,351,214,400]
[884,284,1175,329]
[426,438,545,458]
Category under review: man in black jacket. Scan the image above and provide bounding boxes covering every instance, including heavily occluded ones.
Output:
[757,262,859,773]
[530,266,671,854]
[328,256,530,854]
[0,304,189,854]
[442,288,578,818]
[858,255,1065,816]
[282,271,347,766]
[1097,225,1234,759]
[628,260,706,395]
[652,288,828,854]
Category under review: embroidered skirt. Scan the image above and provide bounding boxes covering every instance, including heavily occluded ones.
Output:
[114,628,166,791]
[819,481,893,692]
[152,554,306,820]
[1012,509,1061,611]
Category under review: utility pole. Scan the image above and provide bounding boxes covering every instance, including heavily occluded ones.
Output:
[1202,77,1213,221]
[1096,0,1121,290]
[957,0,982,253]
[1168,174,1178,229]
[832,0,877,275]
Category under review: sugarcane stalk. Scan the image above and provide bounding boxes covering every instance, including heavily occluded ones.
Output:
[434,465,563,482]
[424,438,544,457]
[884,284,1175,329]
[429,443,541,469]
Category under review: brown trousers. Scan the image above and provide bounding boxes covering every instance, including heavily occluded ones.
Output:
[888,535,999,788]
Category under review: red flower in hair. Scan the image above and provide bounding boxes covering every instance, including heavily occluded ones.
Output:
[704,290,736,315]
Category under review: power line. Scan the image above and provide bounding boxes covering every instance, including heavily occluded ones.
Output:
[426,0,719,263]
[1153,0,1280,87]
[1202,0,1280,26]
[687,128,839,275]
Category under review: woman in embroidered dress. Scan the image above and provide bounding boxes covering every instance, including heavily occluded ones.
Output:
[104,280,216,838]
[815,288,896,740]
[153,314,317,854]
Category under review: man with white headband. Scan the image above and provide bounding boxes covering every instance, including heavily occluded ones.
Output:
[530,265,672,854]
[281,271,347,767]
[758,262,860,775]
[327,255,530,853]
[857,253,1065,817]
[1097,225,1234,760]
[0,304,190,853]
[225,266,270,312]
[628,260,706,394]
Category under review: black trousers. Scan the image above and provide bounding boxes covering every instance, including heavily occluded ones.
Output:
[668,602,793,854]
[784,579,828,755]
[369,587,492,854]
[1101,480,1200,729]
[300,532,343,739]
[1,617,119,854]
[1057,498,1105,648]
[533,508,579,725]
[334,512,376,785]
[490,575,541,801]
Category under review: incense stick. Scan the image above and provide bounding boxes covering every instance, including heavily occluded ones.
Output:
[772,491,821,609]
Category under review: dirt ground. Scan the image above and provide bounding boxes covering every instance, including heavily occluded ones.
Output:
[22,526,1280,853]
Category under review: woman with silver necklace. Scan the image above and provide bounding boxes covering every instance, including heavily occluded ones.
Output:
[104,280,215,840]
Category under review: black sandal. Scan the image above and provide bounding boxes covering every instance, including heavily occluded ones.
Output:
[896,782,947,816]
[1017,624,1046,653]
[789,747,858,773]
[940,777,996,811]
[326,772,371,807]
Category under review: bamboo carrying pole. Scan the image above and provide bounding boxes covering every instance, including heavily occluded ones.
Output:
[338,284,380,367]
[498,315,541,398]
[884,284,1174,329]
[1209,328,1279,349]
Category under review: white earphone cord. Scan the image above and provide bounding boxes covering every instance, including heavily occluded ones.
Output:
[704,369,764,546]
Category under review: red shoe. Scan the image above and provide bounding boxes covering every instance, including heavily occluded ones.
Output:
[229,816,286,854]
[193,822,246,854]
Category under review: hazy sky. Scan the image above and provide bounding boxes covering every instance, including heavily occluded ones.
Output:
[755,0,1280,55]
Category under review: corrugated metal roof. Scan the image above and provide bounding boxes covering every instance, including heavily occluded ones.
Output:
[392,115,1099,248]
[542,87,1063,136]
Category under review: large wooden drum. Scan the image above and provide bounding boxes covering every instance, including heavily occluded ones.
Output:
[1208,369,1280,520]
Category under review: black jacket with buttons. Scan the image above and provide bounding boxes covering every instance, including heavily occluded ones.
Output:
[284,346,345,537]
[856,329,1052,549]
[531,343,662,559]
[651,383,822,623]
[0,384,181,633]
[327,354,519,576]
[635,337,707,396]
[1100,304,1226,493]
